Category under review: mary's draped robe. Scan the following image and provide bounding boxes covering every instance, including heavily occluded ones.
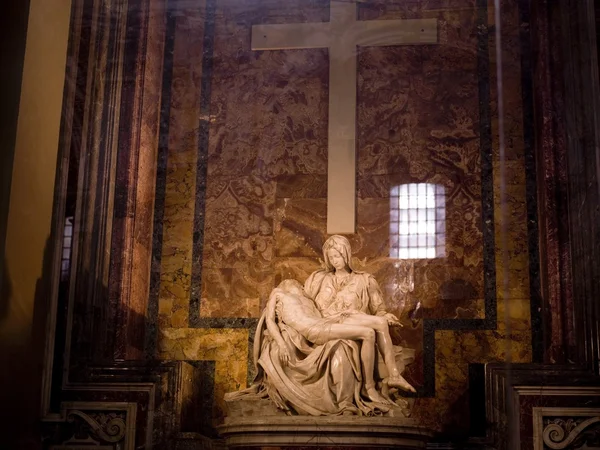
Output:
[240,311,379,415]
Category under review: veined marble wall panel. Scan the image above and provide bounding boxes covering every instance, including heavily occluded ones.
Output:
[159,327,249,426]
[158,7,205,329]
[488,0,533,339]
[151,0,534,438]
[202,0,330,319]
[356,2,484,323]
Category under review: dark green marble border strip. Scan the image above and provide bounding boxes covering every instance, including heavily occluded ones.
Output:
[146,4,176,359]
[478,0,498,327]
[518,0,544,363]
[184,0,261,385]
[189,0,216,327]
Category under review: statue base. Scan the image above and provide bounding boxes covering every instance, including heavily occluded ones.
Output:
[218,415,435,448]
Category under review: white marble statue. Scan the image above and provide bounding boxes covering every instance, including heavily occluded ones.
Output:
[225,235,415,417]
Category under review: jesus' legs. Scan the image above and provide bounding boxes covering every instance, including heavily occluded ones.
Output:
[339,314,416,393]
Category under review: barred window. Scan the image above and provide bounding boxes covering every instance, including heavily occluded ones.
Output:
[61,217,73,280]
[390,183,445,259]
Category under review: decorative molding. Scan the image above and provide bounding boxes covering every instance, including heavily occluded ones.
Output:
[484,364,600,450]
[218,416,434,448]
[47,402,136,450]
[530,0,575,365]
[533,407,600,450]
[516,386,600,397]
[558,0,600,373]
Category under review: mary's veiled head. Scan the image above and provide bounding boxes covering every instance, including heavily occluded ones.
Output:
[322,235,355,272]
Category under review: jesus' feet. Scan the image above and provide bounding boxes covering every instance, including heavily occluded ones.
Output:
[386,375,416,393]
[362,386,392,405]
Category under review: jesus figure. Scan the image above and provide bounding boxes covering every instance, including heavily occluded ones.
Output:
[265,279,415,406]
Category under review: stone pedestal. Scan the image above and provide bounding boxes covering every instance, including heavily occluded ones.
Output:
[218,416,435,448]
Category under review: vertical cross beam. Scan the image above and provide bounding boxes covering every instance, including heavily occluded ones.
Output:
[252,1,437,234]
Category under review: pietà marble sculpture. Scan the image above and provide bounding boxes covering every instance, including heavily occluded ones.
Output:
[225,235,416,417]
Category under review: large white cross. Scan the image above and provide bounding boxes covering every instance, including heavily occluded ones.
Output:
[252,1,437,234]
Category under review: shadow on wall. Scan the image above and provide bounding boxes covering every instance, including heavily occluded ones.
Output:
[0,259,11,321]
[0,237,53,450]
[1,232,217,447]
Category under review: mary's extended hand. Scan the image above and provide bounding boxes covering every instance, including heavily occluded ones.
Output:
[384,312,402,327]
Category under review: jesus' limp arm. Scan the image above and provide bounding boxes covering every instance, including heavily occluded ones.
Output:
[265,288,292,365]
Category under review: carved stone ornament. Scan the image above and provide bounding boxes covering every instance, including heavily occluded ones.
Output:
[534,408,600,450]
[48,402,136,450]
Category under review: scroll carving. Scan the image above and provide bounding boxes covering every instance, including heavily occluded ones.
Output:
[48,402,136,450]
[66,411,127,444]
[542,417,600,449]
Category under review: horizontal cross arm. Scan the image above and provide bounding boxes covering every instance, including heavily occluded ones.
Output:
[353,18,438,46]
[252,22,331,50]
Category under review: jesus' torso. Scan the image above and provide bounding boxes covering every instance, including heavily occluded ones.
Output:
[276,293,322,330]
[276,292,351,345]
